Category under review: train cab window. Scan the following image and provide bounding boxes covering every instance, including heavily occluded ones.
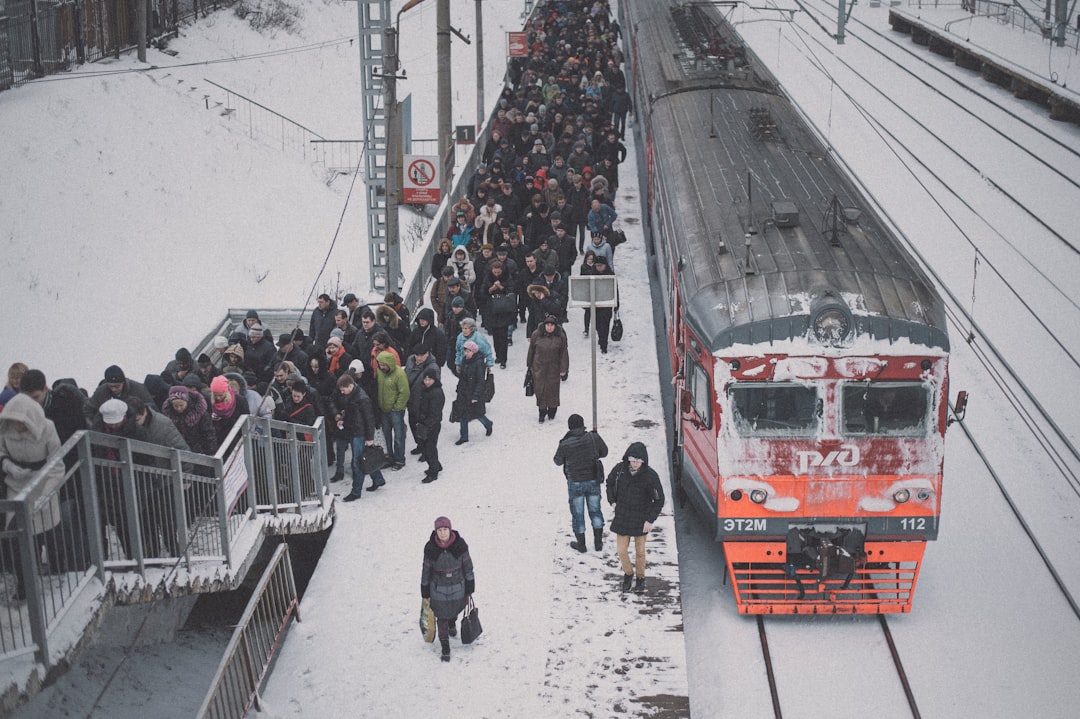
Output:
[729,383,818,436]
[842,382,929,436]
[685,356,712,428]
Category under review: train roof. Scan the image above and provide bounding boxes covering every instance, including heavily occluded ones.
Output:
[630,2,949,354]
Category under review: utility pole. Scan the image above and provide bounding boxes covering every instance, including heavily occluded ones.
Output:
[476,0,484,132]
[437,0,452,183]
[384,24,401,295]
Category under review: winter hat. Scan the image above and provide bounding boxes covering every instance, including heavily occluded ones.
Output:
[330,328,346,341]
[568,414,585,430]
[463,341,479,353]
[422,366,439,381]
[544,314,559,324]
[446,277,461,287]
[326,336,343,348]
[451,296,466,308]
[104,365,125,383]
[210,376,231,394]
[213,336,229,350]
[175,348,193,366]
[434,516,452,530]
[245,309,260,321]
[99,398,127,424]
[348,359,366,376]
[278,333,294,347]
[248,323,265,336]
[183,374,205,390]
[197,353,212,366]
[167,386,189,403]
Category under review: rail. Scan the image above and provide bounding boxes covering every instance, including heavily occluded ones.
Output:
[196,542,300,719]
[0,414,328,675]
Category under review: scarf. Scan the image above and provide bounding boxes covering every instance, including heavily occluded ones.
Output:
[213,390,236,417]
[435,530,458,549]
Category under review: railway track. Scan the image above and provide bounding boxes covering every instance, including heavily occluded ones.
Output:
[756,615,922,718]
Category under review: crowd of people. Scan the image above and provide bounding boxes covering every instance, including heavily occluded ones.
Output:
[0,0,665,663]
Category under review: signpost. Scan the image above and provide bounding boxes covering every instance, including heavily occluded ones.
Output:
[568,275,619,429]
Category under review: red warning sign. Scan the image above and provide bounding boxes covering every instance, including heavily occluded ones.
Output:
[403,155,441,204]
[507,32,528,58]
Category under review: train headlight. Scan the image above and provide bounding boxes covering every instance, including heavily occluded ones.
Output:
[916,489,931,501]
[813,308,850,345]
[893,489,911,503]
[750,489,767,504]
[810,290,854,346]
[730,489,743,501]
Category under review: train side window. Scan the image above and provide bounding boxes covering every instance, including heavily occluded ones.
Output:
[842,382,930,436]
[728,383,818,436]
[685,355,712,428]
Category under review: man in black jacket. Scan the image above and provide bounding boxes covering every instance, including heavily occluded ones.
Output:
[553,414,608,553]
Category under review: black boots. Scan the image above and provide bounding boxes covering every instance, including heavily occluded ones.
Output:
[539,408,547,423]
[621,574,633,592]
[571,533,587,553]
[440,638,451,662]
[593,528,603,551]
[448,621,457,637]
[634,577,646,594]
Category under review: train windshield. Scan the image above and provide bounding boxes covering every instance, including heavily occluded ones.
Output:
[729,383,819,436]
[842,381,930,436]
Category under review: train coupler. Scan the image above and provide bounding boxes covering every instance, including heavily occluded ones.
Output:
[784,525,867,585]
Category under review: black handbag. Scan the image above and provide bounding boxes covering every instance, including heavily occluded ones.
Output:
[611,311,623,342]
[449,398,464,423]
[488,292,517,316]
[460,596,482,644]
[484,372,495,402]
[359,444,385,474]
[524,368,534,397]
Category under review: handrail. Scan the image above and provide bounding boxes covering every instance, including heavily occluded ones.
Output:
[196,543,300,719]
[0,414,327,676]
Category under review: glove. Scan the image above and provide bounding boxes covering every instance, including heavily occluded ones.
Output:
[2,459,31,481]
[560,373,568,382]
[422,597,431,607]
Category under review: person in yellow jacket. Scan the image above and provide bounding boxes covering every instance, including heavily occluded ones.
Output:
[376,350,410,471]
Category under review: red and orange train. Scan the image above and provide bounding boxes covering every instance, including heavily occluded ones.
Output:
[626,1,955,613]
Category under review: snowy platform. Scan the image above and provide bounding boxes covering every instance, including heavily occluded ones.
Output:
[889,7,1080,122]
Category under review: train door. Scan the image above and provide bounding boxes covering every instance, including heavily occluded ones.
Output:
[677,329,721,519]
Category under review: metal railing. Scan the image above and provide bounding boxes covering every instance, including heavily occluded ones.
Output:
[913,0,1080,51]
[0,414,327,672]
[197,542,300,719]
[204,78,328,162]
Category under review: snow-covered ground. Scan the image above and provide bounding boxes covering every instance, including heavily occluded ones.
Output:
[3,0,1080,717]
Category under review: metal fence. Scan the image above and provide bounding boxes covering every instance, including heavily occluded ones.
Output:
[0,413,327,672]
[0,0,230,90]
[197,542,300,719]
[913,0,1080,51]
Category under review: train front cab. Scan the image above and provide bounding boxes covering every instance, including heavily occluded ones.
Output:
[675,341,947,615]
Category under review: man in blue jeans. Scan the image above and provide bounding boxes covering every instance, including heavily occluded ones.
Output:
[553,413,609,553]
[332,374,385,501]
[376,350,410,472]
